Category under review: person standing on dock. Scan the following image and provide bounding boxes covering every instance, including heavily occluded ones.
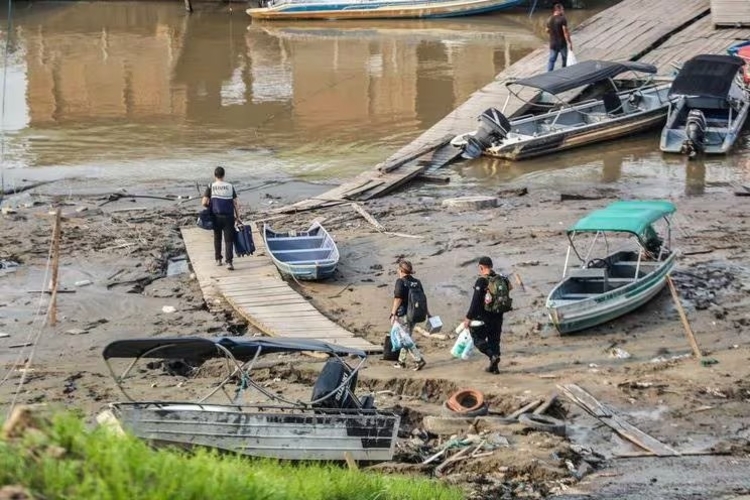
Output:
[546,2,573,72]
[463,256,512,374]
[202,166,242,271]
[389,261,427,371]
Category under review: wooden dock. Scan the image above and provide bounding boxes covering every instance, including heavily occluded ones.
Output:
[273,0,727,214]
[711,0,750,27]
[181,227,379,353]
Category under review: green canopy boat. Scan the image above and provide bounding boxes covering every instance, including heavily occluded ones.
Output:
[546,200,677,334]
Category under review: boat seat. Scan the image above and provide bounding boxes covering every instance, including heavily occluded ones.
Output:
[569,268,607,279]
[607,277,635,283]
[559,293,598,300]
[267,235,324,242]
[603,92,624,115]
[282,259,336,265]
[272,248,330,254]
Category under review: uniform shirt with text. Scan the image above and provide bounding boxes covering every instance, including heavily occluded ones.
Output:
[203,181,237,216]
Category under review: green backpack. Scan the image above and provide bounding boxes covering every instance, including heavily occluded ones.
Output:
[483,274,512,314]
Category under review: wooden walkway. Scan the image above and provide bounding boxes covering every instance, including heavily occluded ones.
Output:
[274,0,712,214]
[181,227,379,353]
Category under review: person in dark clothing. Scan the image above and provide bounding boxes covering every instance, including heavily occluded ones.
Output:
[463,256,512,374]
[546,3,573,72]
[202,166,242,271]
[389,261,427,371]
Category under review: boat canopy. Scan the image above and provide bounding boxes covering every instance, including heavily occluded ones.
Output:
[669,54,745,99]
[568,200,676,237]
[102,337,366,361]
[508,60,658,95]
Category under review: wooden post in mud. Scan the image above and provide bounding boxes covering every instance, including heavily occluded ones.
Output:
[666,275,703,359]
[183,0,193,13]
[48,208,62,326]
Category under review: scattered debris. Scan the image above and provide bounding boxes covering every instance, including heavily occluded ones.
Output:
[441,196,499,211]
[161,305,177,314]
[0,259,20,270]
[497,186,528,197]
[74,280,93,287]
[167,256,189,277]
[559,383,680,456]
[64,329,88,336]
[609,347,632,359]
[0,332,10,338]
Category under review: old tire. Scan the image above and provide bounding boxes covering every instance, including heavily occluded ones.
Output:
[518,413,566,436]
[446,389,485,413]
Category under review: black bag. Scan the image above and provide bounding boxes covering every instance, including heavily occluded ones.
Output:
[383,334,400,361]
[406,279,428,324]
[233,224,255,257]
[196,209,213,230]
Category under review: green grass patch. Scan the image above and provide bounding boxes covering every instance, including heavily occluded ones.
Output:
[0,411,462,500]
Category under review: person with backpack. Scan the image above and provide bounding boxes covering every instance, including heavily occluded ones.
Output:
[389,260,427,371]
[463,256,513,374]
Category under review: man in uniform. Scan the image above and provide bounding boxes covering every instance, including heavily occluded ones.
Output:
[202,166,241,271]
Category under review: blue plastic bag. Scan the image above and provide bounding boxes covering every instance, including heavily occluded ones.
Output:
[390,322,414,351]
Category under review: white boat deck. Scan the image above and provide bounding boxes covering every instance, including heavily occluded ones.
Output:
[181,226,379,353]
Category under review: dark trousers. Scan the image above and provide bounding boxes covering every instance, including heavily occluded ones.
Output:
[213,214,235,263]
[470,316,503,359]
[547,46,568,72]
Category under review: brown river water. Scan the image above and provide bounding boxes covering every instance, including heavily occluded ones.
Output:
[0,1,748,196]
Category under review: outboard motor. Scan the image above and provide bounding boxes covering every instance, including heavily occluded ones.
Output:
[681,109,707,158]
[462,108,511,160]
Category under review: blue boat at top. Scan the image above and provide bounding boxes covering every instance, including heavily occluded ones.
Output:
[246,0,522,21]
[263,221,340,281]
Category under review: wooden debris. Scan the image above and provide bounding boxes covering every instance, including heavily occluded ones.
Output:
[422,415,517,435]
[9,343,34,349]
[377,134,453,174]
[351,202,386,232]
[508,399,544,420]
[666,275,704,359]
[497,187,528,197]
[418,174,451,184]
[344,451,359,470]
[558,383,680,457]
[533,393,559,416]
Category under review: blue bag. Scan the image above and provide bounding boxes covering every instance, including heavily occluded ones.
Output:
[197,209,213,230]
[233,224,255,257]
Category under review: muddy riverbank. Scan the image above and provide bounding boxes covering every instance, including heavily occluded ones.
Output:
[1,176,749,498]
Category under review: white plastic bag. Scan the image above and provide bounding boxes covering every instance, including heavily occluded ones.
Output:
[567,49,578,66]
[450,326,474,360]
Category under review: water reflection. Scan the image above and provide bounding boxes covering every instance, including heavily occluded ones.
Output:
[0,2,541,179]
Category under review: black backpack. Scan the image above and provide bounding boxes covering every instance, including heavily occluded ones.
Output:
[406,279,428,324]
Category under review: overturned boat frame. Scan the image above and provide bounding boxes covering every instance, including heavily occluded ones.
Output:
[102,337,399,462]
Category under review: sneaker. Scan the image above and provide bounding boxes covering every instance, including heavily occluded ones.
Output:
[226,262,234,271]
[413,359,426,372]
[393,362,406,369]
[216,259,222,266]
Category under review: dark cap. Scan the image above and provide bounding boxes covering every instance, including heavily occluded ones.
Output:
[478,256,493,268]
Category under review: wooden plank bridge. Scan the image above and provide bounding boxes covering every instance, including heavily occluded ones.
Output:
[181,227,379,353]
[274,0,750,215]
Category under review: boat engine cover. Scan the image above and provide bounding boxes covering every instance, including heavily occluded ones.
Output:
[462,108,511,159]
[311,358,359,410]
[682,109,707,156]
